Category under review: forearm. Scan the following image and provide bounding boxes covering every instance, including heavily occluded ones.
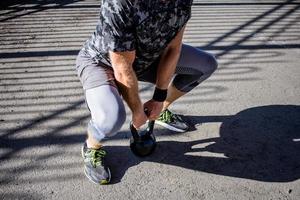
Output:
[114,66,143,113]
[144,48,181,120]
[155,45,182,89]
[109,51,143,114]
[156,25,185,89]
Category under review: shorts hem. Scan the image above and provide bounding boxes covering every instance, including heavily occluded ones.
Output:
[83,80,116,91]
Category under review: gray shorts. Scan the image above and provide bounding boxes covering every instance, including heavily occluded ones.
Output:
[75,50,116,90]
[75,44,218,92]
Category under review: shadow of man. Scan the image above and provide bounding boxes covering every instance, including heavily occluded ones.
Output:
[105,105,300,184]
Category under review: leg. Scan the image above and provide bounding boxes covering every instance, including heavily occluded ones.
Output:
[157,44,218,132]
[164,44,218,109]
[85,85,126,148]
[76,50,126,184]
[81,85,126,184]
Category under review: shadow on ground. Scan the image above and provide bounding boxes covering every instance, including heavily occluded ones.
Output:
[1,105,299,185]
[106,105,300,183]
[1,0,300,192]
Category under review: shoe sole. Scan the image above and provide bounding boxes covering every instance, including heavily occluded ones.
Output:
[83,166,111,185]
[155,120,187,133]
[81,146,111,185]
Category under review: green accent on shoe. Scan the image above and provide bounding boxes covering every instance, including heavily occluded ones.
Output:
[82,144,111,184]
[158,109,177,123]
[100,179,109,185]
[84,148,107,168]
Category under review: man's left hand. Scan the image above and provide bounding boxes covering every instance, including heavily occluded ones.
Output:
[143,100,164,120]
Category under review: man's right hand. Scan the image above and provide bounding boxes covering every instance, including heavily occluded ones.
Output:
[132,109,148,129]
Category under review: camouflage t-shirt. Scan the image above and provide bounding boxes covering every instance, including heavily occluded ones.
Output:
[81,0,193,75]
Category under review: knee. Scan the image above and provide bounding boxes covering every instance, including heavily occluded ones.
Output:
[94,104,126,136]
[205,53,218,75]
[89,103,126,141]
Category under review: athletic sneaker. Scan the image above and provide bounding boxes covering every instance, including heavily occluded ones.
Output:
[81,143,111,184]
[156,109,189,132]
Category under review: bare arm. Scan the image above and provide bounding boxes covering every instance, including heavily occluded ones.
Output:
[109,50,147,128]
[155,26,186,89]
[144,26,186,120]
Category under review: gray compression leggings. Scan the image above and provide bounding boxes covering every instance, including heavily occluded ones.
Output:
[86,44,218,141]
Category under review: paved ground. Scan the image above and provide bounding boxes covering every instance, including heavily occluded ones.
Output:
[0,0,300,199]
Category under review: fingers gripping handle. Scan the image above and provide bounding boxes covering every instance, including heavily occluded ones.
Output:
[130,109,155,138]
[130,120,155,140]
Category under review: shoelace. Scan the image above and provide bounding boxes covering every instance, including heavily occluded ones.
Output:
[160,109,176,123]
[88,149,106,167]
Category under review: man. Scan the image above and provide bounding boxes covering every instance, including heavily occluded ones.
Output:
[76,0,217,184]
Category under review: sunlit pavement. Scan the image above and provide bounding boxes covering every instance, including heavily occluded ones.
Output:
[0,0,299,199]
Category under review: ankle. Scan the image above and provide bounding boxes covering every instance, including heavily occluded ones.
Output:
[86,138,102,149]
[162,103,170,111]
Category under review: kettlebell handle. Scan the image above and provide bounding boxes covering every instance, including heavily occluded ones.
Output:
[130,120,155,137]
[143,108,155,134]
[130,108,155,138]
[146,120,155,136]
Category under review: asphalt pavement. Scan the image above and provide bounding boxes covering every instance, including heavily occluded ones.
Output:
[0,0,299,199]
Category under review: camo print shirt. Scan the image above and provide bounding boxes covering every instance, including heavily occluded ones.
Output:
[81,0,193,75]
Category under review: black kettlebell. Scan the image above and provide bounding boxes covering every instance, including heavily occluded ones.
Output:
[129,120,156,157]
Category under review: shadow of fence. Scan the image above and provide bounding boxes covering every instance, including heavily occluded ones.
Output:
[0,0,299,197]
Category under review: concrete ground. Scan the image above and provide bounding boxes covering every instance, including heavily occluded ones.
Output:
[0,0,299,199]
